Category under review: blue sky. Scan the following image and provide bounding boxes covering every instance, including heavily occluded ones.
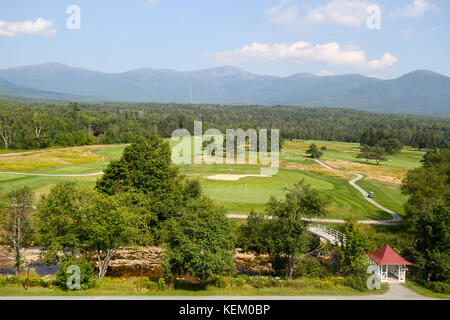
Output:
[0,0,449,78]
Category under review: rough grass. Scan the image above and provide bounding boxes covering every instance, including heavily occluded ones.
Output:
[0,278,390,297]
[0,139,421,221]
[404,280,450,300]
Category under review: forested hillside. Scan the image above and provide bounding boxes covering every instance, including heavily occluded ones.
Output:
[0,98,448,150]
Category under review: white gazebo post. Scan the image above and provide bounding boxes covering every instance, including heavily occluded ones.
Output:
[367,245,413,284]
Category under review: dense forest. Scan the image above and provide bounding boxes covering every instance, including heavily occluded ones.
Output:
[0,97,448,150]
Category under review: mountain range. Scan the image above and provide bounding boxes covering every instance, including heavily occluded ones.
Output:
[0,62,449,117]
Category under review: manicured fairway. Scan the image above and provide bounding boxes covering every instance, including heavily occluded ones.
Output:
[178,164,392,220]
[0,140,419,220]
[354,179,408,216]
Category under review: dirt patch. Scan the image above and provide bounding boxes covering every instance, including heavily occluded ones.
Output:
[322,159,405,185]
[0,147,106,172]
[280,160,353,179]
[207,174,272,181]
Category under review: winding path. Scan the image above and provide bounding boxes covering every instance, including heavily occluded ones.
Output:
[227,159,403,226]
[314,159,402,224]
[1,158,401,225]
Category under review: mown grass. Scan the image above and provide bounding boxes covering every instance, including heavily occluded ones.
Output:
[175,161,392,219]
[0,139,420,220]
[0,278,390,297]
[355,179,408,216]
[404,280,450,300]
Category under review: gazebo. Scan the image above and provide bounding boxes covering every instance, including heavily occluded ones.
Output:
[367,245,412,283]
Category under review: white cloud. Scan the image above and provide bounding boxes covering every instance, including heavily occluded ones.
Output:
[0,18,55,38]
[367,53,398,69]
[208,41,397,70]
[392,0,437,18]
[267,0,375,27]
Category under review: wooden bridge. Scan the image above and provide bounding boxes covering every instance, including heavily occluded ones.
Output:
[308,224,347,247]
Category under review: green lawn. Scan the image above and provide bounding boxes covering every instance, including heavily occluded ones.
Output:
[181,165,392,220]
[0,140,418,221]
[305,140,425,170]
[0,282,389,297]
[404,280,449,300]
[355,179,408,216]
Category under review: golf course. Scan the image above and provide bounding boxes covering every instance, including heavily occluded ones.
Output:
[0,140,424,221]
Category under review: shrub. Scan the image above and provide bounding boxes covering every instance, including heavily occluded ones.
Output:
[313,279,334,289]
[344,274,369,292]
[157,277,167,290]
[142,278,158,290]
[231,277,246,288]
[248,276,283,288]
[55,255,97,290]
[174,279,208,291]
[21,276,55,288]
[0,275,21,287]
[426,281,450,294]
[207,275,228,288]
[281,278,315,289]
[293,257,327,278]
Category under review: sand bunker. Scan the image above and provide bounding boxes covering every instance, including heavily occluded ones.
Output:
[207,174,271,181]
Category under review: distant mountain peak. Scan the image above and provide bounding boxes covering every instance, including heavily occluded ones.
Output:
[0,63,448,117]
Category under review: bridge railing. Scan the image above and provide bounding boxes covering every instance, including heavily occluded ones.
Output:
[315,224,347,246]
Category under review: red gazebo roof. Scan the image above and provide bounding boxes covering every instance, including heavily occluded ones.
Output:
[367,245,412,265]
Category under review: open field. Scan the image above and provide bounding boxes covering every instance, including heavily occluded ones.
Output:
[0,139,422,220]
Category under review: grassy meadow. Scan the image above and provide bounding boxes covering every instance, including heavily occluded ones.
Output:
[0,139,423,220]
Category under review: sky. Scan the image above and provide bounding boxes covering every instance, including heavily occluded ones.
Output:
[0,0,449,78]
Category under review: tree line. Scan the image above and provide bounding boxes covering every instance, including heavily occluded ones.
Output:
[0,99,448,150]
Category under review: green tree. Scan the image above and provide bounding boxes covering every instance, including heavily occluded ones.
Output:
[306,143,323,159]
[357,145,388,165]
[401,150,449,283]
[0,187,34,277]
[377,138,402,155]
[357,144,371,163]
[338,221,372,275]
[162,197,234,281]
[38,183,137,279]
[261,180,329,279]
[96,135,185,222]
[370,146,388,165]
[55,255,97,290]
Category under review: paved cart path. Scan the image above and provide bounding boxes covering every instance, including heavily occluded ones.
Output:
[227,159,403,226]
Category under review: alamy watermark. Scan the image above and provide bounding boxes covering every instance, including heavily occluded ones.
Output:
[66,265,81,290]
[171,121,279,176]
[66,5,81,30]
[366,265,381,289]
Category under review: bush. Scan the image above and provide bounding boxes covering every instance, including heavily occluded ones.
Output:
[207,275,228,288]
[248,276,283,288]
[293,257,327,278]
[174,279,208,291]
[281,278,315,289]
[55,255,97,291]
[21,276,55,288]
[426,281,450,294]
[344,274,369,292]
[231,277,247,288]
[0,275,21,287]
